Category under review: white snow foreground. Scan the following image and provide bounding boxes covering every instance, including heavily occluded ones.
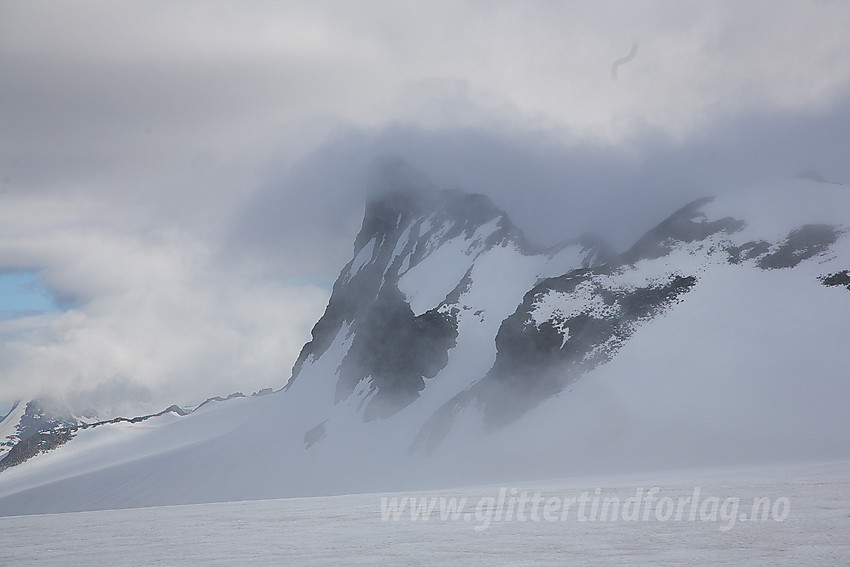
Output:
[0,179,849,521]
[1,459,848,566]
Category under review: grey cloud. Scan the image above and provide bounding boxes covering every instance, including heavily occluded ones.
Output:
[229,91,850,275]
[1,0,849,414]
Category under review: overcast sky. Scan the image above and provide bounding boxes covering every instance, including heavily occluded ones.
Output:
[1,0,849,414]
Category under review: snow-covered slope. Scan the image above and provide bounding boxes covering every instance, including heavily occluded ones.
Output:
[2,459,848,566]
[0,176,848,516]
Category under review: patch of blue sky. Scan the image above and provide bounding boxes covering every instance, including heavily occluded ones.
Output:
[0,271,58,314]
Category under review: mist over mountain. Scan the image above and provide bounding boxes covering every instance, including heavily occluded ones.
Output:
[1,166,848,516]
[4,5,850,564]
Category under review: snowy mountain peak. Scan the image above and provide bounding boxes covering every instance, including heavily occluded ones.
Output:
[288,178,610,421]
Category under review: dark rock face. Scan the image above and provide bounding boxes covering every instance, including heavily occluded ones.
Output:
[478,272,697,427]
[14,400,79,444]
[622,197,745,264]
[757,225,842,269]
[0,428,74,473]
[820,270,850,291]
[0,399,81,457]
[337,286,458,421]
[725,225,843,270]
[728,241,771,264]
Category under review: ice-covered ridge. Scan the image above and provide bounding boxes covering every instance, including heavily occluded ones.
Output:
[701,179,849,243]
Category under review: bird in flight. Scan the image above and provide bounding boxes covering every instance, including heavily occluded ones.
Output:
[611,42,639,81]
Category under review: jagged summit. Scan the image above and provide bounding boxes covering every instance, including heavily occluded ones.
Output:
[357,158,550,260]
[354,187,530,262]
